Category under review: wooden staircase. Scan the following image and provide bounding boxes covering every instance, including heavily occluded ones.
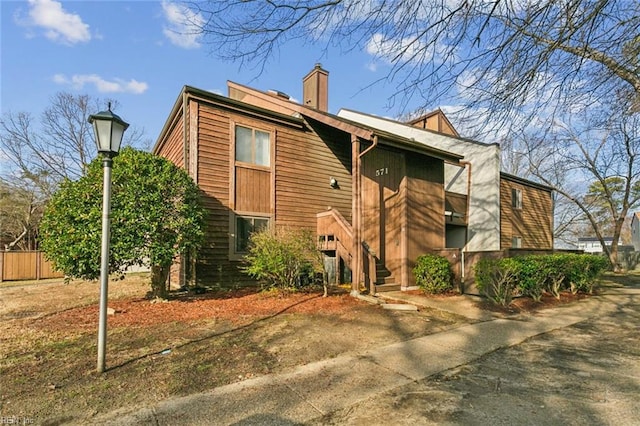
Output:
[317,208,385,293]
[374,261,400,293]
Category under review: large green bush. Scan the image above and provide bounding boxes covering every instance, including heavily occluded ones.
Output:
[563,254,610,294]
[413,254,453,294]
[474,253,610,306]
[474,257,519,306]
[511,256,545,302]
[243,226,323,292]
[40,147,205,298]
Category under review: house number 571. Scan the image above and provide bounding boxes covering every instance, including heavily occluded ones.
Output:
[376,167,389,176]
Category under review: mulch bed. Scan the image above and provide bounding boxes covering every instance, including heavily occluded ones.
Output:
[35,288,363,332]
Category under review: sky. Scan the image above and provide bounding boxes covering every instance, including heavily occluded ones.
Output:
[1,0,437,153]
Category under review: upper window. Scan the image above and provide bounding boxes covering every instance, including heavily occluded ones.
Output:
[511,188,523,209]
[235,125,270,167]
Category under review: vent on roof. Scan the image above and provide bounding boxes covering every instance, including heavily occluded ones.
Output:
[267,89,290,100]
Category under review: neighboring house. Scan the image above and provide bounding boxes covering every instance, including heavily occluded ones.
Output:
[154,64,554,293]
[577,237,614,253]
[337,109,554,251]
[499,172,554,250]
[631,213,640,251]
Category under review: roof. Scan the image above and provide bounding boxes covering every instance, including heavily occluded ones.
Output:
[225,80,463,164]
[500,172,554,192]
[300,109,464,164]
[405,109,460,137]
[578,237,613,242]
[338,108,499,148]
[153,85,305,154]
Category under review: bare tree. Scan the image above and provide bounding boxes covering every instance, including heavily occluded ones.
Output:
[188,0,639,132]
[522,103,640,271]
[0,178,44,250]
[0,92,145,250]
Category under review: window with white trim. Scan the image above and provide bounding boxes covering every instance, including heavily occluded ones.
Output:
[235,125,270,167]
[512,236,522,248]
[234,215,270,253]
[511,188,523,209]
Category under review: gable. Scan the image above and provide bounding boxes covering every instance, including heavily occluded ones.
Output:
[406,109,460,137]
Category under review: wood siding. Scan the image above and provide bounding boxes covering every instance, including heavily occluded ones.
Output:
[407,111,459,137]
[275,120,352,229]
[235,166,271,213]
[196,102,235,285]
[362,148,445,287]
[157,95,353,287]
[406,155,445,287]
[362,148,405,282]
[159,109,185,168]
[500,177,553,249]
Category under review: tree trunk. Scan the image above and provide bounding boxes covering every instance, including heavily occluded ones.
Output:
[150,264,170,299]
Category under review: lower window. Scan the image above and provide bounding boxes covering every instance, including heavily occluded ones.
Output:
[235,215,270,253]
[512,236,522,248]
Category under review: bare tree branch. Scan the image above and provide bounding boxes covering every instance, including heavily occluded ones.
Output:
[188,0,639,133]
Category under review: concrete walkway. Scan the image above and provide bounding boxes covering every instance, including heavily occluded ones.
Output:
[95,286,640,425]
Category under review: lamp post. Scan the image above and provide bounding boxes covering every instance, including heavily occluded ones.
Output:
[89,103,129,373]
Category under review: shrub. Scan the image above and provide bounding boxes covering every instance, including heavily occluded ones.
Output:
[512,256,545,302]
[413,254,454,294]
[474,258,519,306]
[243,226,323,292]
[563,254,609,294]
[538,254,568,299]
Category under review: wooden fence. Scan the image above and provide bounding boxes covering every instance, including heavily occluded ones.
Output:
[0,251,64,282]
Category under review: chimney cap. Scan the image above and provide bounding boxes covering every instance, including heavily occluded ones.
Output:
[267,89,291,100]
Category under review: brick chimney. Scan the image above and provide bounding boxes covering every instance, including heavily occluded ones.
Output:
[303,63,329,111]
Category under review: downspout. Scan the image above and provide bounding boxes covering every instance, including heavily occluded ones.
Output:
[360,134,378,159]
[351,134,377,296]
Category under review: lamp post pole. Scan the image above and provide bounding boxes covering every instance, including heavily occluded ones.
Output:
[97,156,113,373]
[89,104,128,374]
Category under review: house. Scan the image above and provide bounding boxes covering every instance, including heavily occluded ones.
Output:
[577,237,613,253]
[153,64,554,293]
[632,213,640,251]
[337,110,554,251]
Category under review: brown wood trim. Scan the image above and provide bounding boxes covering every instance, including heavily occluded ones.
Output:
[187,88,305,130]
[189,99,199,182]
[271,129,276,218]
[302,109,374,140]
[229,120,236,211]
[153,87,186,154]
[351,135,361,294]
[400,153,408,288]
[183,91,189,174]
[234,161,271,172]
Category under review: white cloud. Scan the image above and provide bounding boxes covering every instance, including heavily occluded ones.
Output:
[53,74,149,94]
[161,0,203,49]
[365,62,378,72]
[21,0,91,45]
[366,33,429,64]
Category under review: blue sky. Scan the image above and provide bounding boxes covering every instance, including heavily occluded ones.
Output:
[1,0,431,151]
